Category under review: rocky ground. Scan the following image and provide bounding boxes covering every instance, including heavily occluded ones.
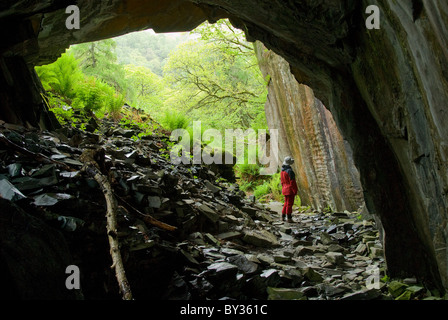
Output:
[0,109,435,300]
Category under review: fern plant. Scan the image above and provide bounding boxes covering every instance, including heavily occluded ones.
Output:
[41,52,83,99]
[72,76,116,113]
[161,111,190,131]
[35,66,59,91]
[108,93,125,121]
[253,181,271,199]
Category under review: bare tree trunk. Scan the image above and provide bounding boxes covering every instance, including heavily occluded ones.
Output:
[80,149,133,300]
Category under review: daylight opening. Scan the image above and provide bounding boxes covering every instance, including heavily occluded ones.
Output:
[2,0,445,302]
[35,19,289,205]
[26,18,385,301]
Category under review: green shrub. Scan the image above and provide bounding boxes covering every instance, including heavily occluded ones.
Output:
[51,105,74,125]
[36,52,83,100]
[35,66,58,92]
[72,76,116,113]
[294,196,302,208]
[253,181,270,199]
[268,173,284,202]
[323,205,332,214]
[161,111,190,131]
[239,180,254,192]
[108,93,125,120]
[235,163,261,182]
[41,93,74,125]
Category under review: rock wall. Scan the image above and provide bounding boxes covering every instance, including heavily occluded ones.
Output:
[256,43,365,213]
[0,0,447,291]
[349,0,448,292]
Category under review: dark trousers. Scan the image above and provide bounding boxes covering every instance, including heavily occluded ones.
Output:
[282,195,295,216]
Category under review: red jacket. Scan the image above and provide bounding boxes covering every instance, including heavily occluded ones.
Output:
[281,166,298,196]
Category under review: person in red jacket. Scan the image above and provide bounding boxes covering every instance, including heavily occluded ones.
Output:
[280,156,298,222]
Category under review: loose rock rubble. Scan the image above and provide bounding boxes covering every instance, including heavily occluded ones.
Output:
[0,113,398,300]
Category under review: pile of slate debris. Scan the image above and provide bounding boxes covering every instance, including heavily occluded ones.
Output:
[0,110,429,300]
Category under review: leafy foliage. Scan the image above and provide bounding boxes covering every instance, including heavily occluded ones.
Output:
[36,38,130,122]
[163,19,267,131]
[124,65,165,118]
[36,52,83,100]
[235,163,261,182]
[254,181,271,199]
[70,39,129,95]
[161,111,190,131]
[36,20,267,133]
[35,20,278,201]
[72,76,114,112]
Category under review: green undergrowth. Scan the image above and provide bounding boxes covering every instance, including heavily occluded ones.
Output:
[235,163,302,207]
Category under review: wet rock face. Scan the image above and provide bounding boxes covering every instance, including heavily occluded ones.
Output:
[196,0,448,292]
[256,43,365,213]
[0,199,82,300]
[348,1,448,292]
[0,0,447,291]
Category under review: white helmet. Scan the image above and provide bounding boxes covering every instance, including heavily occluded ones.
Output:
[283,156,295,166]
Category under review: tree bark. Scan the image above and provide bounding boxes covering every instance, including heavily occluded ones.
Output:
[80,149,133,300]
[115,194,177,232]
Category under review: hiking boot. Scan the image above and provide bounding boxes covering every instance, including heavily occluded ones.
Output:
[287,215,293,223]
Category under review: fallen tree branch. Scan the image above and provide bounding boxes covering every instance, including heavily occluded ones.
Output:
[80,149,133,300]
[114,193,178,232]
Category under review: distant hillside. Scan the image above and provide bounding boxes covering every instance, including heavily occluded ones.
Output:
[114,30,188,76]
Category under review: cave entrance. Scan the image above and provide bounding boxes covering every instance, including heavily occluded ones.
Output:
[30,18,389,300]
[1,0,446,297]
[36,19,277,201]
[36,17,366,218]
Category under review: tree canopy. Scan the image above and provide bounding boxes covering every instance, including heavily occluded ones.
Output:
[35,19,267,131]
[35,19,273,200]
[163,19,267,131]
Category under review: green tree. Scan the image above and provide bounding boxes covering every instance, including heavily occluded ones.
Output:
[125,65,162,98]
[192,19,254,56]
[115,31,187,76]
[163,19,267,130]
[70,39,128,95]
[124,64,165,117]
[72,76,110,112]
[71,39,117,70]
